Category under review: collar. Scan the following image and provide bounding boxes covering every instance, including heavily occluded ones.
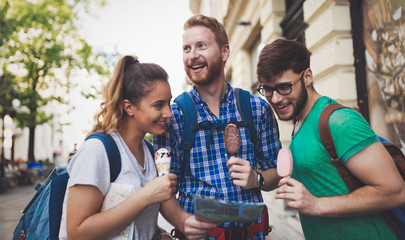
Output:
[190,81,234,106]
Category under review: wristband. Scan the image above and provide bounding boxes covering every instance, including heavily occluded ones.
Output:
[256,171,264,189]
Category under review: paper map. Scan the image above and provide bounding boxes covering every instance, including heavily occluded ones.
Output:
[193,196,265,223]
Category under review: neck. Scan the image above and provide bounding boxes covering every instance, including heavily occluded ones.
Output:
[195,79,227,117]
[295,89,322,126]
[119,120,145,153]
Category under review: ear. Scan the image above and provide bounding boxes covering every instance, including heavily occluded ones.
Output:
[122,99,135,117]
[303,68,313,86]
[222,44,230,62]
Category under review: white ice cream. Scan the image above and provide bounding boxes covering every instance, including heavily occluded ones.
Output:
[155,148,171,176]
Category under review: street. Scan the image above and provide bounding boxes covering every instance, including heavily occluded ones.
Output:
[0,184,304,240]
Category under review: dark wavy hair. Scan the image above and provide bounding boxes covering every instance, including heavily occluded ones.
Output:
[257,39,311,83]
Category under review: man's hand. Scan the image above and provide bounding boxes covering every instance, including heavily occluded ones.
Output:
[182,215,218,240]
[275,177,320,216]
[226,157,257,189]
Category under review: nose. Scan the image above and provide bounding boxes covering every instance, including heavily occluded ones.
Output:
[189,47,200,59]
[163,105,173,118]
[269,91,283,104]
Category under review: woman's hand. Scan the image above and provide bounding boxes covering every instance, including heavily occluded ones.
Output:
[140,173,177,203]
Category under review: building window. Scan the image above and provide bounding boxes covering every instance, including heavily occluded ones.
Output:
[250,38,264,92]
[280,0,308,43]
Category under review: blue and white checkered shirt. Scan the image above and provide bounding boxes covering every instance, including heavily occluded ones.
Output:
[154,83,281,237]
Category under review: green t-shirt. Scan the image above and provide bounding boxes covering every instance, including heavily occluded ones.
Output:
[290,96,395,240]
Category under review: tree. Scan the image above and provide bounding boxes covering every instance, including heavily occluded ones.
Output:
[1,0,109,161]
[0,71,18,189]
[0,1,17,47]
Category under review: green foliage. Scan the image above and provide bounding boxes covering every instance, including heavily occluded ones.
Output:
[1,0,109,125]
[0,71,18,119]
[0,1,17,47]
[0,0,110,160]
[144,134,153,143]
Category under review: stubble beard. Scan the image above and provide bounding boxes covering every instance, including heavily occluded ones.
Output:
[273,79,308,121]
[186,55,224,86]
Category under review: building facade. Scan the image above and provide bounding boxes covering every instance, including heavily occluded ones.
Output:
[189,0,405,235]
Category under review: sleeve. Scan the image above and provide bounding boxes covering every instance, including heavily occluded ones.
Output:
[254,96,282,170]
[66,138,111,196]
[153,103,184,182]
[329,108,379,163]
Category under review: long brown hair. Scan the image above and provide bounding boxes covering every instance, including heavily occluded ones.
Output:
[89,55,168,135]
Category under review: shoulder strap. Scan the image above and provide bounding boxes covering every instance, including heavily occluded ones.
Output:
[318,103,348,162]
[144,139,155,157]
[235,88,259,165]
[318,103,363,192]
[235,88,257,146]
[174,92,197,184]
[174,89,260,183]
[49,172,69,240]
[49,133,121,240]
[86,133,121,182]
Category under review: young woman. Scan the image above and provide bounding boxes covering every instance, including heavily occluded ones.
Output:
[59,55,176,240]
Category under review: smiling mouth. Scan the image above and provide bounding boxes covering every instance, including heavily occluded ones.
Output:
[190,64,205,70]
[156,121,167,127]
[276,104,289,110]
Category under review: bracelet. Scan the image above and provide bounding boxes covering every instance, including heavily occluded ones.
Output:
[160,230,173,239]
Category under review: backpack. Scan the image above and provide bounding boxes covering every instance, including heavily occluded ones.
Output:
[319,103,405,239]
[174,88,258,185]
[171,88,272,238]
[13,132,154,240]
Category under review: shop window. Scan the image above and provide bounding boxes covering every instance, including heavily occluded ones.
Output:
[351,0,405,149]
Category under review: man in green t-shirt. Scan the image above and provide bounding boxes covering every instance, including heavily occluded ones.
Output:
[256,38,405,240]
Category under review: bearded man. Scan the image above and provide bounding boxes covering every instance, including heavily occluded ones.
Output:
[154,14,282,240]
[256,38,405,240]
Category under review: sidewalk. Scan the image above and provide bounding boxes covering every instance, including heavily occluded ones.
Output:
[0,185,36,240]
[1,185,304,240]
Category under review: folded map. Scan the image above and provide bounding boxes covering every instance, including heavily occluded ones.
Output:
[193,196,265,223]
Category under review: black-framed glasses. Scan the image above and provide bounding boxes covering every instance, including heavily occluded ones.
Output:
[257,70,305,97]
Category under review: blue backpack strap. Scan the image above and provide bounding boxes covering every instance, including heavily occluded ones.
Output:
[234,88,258,159]
[49,172,69,240]
[86,132,121,182]
[174,92,197,185]
[144,139,155,157]
[49,133,121,240]
[144,139,156,175]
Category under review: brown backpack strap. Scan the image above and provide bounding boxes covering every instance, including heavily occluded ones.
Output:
[318,103,364,192]
[318,103,347,162]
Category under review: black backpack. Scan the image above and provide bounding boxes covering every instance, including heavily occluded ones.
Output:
[174,88,258,185]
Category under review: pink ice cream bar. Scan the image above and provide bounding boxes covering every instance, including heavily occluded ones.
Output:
[277,148,293,177]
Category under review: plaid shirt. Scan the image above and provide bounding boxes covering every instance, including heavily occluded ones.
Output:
[154,83,281,236]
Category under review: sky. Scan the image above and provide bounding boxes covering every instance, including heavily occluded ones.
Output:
[80,0,192,97]
[61,0,193,156]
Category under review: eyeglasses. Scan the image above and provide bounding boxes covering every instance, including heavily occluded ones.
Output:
[257,70,305,97]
